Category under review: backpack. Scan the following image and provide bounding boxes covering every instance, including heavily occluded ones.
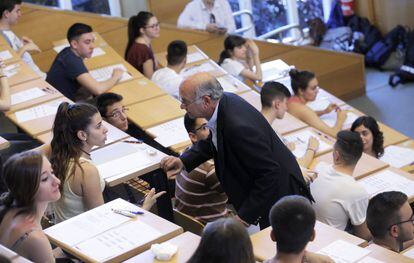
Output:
[389,29,414,87]
[347,16,382,54]
[365,25,406,67]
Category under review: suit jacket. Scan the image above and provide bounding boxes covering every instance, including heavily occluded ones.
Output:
[180,93,312,224]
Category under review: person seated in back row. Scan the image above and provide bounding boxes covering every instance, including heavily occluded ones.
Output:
[0,0,45,78]
[260,81,319,170]
[151,40,187,99]
[265,195,333,263]
[287,69,347,138]
[351,116,384,159]
[175,113,229,223]
[177,0,236,35]
[311,130,371,240]
[367,191,414,253]
[46,23,124,101]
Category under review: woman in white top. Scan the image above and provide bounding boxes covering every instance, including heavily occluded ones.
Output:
[218,35,262,83]
[50,102,108,222]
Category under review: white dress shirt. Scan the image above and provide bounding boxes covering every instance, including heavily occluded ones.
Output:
[151,67,183,100]
[177,0,236,34]
[207,101,220,150]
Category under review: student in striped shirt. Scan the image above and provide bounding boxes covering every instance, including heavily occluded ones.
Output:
[175,113,229,223]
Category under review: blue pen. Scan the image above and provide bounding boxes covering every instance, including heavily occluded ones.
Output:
[112,208,144,218]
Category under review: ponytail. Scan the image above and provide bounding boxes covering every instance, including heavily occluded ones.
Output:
[218,50,231,65]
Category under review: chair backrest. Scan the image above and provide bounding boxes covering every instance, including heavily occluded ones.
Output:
[173,209,205,236]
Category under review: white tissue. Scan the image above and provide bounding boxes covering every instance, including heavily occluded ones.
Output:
[151,242,178,261]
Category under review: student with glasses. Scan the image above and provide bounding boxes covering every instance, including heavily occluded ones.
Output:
[177,0,236,34]
[367,191,414,252]
[174,113,229,223]
[125,11,160,79]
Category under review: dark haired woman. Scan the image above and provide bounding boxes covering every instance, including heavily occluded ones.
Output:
[187,218,255,263]
[125,11,160,78]
[0,151,60,262]
[218,35,262,83]
[287,69,347,138]
[351,116,384,158]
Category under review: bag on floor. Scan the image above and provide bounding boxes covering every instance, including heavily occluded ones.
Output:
[389,29,414,87]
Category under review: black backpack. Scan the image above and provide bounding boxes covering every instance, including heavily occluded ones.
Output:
[348,16,382,54]
[389,29,414,87]
[365,25,406,68]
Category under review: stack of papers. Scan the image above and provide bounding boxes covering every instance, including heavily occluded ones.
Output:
[90,64,132,82]
[318,240,371,263]
[147,118,190,148]
[380,145,414,168]
[284,129,332,158]
[11,87,47,106]
[186,52,206,64]
[259,59,291,82]
[15,99,62,123]
[358,170,414,197]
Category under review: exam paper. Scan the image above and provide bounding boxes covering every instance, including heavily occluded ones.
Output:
[11,87,47,105]
[15,100,61,123]
[181,61,218,78]
[307,98,331,112]
[321,111,359,128]
[147,118,190,147]
[186,52,206,64]
[217,75,249,93]
[318,240,371,263]
[380,145,414,168]
[260,59,291,82]
[358,170,414,197]
[403,246,414,259]
[284,129,332,158]
[90,64,132,82]
[0,50,13,60]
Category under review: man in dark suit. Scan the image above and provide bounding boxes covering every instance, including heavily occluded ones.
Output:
[161,73,312,227]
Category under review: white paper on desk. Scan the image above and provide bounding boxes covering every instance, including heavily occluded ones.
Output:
[4,63,19,78]
[307,98,331,112]
[358,170,414,197]
[155,131,190,148]
[284,130,332,158]
[317,240,371,263]
[147,118,189,147]
[91,47,105,57]
[14,100,61,123]
[217,75,249,93]
[76,220,162,262]
[260,59,291,82]
[187,52,205,64]
[53,43,70,53]
[380,145,414,168]
[90,64,132,82]
[103,121,129,145]
[11,87,47,105]
[0,50,13,60]
[321,111,359,128]
[403,246,414,259]
[180,62,218,78]
[358,256,385,263]
[45,199,133,246]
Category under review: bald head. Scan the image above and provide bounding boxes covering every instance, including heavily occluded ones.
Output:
[179,73,223,119]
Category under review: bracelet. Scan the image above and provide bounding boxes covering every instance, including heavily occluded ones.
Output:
[307,148,316,153]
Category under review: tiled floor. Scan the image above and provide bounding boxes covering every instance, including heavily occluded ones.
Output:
[347,68,414,139]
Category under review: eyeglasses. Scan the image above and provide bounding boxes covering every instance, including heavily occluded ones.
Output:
[194,123,208,132]
[106,107,129,119]
[388,213,414,230]
[145,22,160,29]
[179,96,202,107]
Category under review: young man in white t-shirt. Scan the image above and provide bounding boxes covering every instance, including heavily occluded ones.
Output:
[0,0,45,78]
[310,130,372,241]
[151,40,186,100]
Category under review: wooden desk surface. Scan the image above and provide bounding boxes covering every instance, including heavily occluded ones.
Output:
[7,97,72,137]
[7,78,62,113]
[45,199,183,263]
[128,95,185,129]
[365,244,413,263]
[84,45,125,70]
[311,152,389,180]
[91,139,167,187]
[379,122,410,147]
[109,78,166,106]
[125,232,201,263]
[155,45,209,68]
[6,61,41,87]
[0,136,10,151]
[0,45,20,64]
[250,221,367,262]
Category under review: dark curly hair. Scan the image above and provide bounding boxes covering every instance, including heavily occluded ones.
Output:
[351,116,384,158]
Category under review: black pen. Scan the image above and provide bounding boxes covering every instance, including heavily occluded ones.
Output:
[123,139,143,144]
